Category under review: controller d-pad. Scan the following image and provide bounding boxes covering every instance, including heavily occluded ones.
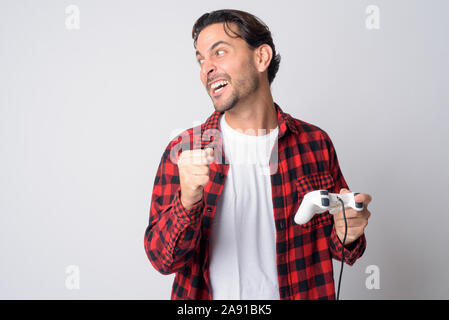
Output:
[321,198,330,207]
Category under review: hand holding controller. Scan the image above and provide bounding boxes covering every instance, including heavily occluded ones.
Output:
[294,190,364,225]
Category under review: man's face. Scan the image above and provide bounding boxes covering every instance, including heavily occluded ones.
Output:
[195,23,259,112]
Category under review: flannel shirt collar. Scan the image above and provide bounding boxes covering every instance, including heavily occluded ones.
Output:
[199,102,298,147]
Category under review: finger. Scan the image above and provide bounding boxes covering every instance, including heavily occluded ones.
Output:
[340,188,351,194]
[205,147,214,158]
[334,207,368,219]
[182,150,211,165]
[191,174,210,188]
[333,207,357,219]
[188,165,210,176]
[334,216,368,228]
[354,193,372,206]
[334,209,371,224]
[179,156,208,166]
[360,209,371,220]
[204,148,214,164]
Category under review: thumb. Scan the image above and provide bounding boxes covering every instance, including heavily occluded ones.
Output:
[340,188,351,194]
[205,147,214,157]
[204,147,214,164]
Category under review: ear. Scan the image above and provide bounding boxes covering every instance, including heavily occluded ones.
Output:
[253,44,273,73]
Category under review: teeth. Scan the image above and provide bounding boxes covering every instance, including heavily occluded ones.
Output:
[211,80,228,90]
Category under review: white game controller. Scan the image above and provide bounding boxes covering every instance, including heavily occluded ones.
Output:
[294,190,364,225]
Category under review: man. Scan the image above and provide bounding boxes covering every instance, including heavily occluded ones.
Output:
[144,9,372,300]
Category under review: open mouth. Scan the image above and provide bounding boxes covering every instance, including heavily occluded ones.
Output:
[210,80,229,97]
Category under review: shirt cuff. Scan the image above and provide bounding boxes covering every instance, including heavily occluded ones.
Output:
[165,189,204,256]
[330,226,366,266]
[175,188,204,222]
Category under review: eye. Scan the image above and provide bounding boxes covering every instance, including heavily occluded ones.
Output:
[216,49,225,56]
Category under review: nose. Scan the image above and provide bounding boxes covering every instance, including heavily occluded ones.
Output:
[201,60,216,79]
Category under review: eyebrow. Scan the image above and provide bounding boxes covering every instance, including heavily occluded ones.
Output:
[195,40,232,59]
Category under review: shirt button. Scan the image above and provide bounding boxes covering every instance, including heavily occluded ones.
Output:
[206,207,213,212]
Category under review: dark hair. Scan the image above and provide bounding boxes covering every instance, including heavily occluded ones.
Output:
[192,9,281,85]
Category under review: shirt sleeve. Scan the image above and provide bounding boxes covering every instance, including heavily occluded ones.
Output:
[144,139,204,275]
[320,130,367,266]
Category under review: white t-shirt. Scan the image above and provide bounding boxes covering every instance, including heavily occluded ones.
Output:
[209,113,280,300]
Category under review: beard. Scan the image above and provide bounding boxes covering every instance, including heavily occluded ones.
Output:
[211,63,260,113]
[212,88,239,113]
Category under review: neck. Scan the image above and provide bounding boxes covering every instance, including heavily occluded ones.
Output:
[224,86,278,136]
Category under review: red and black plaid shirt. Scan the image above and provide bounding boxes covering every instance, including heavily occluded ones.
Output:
[144,102,366,300]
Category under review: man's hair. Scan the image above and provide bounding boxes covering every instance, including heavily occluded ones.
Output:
[192,9,281,85]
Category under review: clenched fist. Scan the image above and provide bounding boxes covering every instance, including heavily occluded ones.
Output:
[178,148,214,210]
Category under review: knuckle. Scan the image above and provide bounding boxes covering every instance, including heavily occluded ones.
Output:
[180,150,191,158]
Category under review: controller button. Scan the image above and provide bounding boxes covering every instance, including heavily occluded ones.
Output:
[322,198,330,206]
[356,202,363,209]
[320,190,328,195]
